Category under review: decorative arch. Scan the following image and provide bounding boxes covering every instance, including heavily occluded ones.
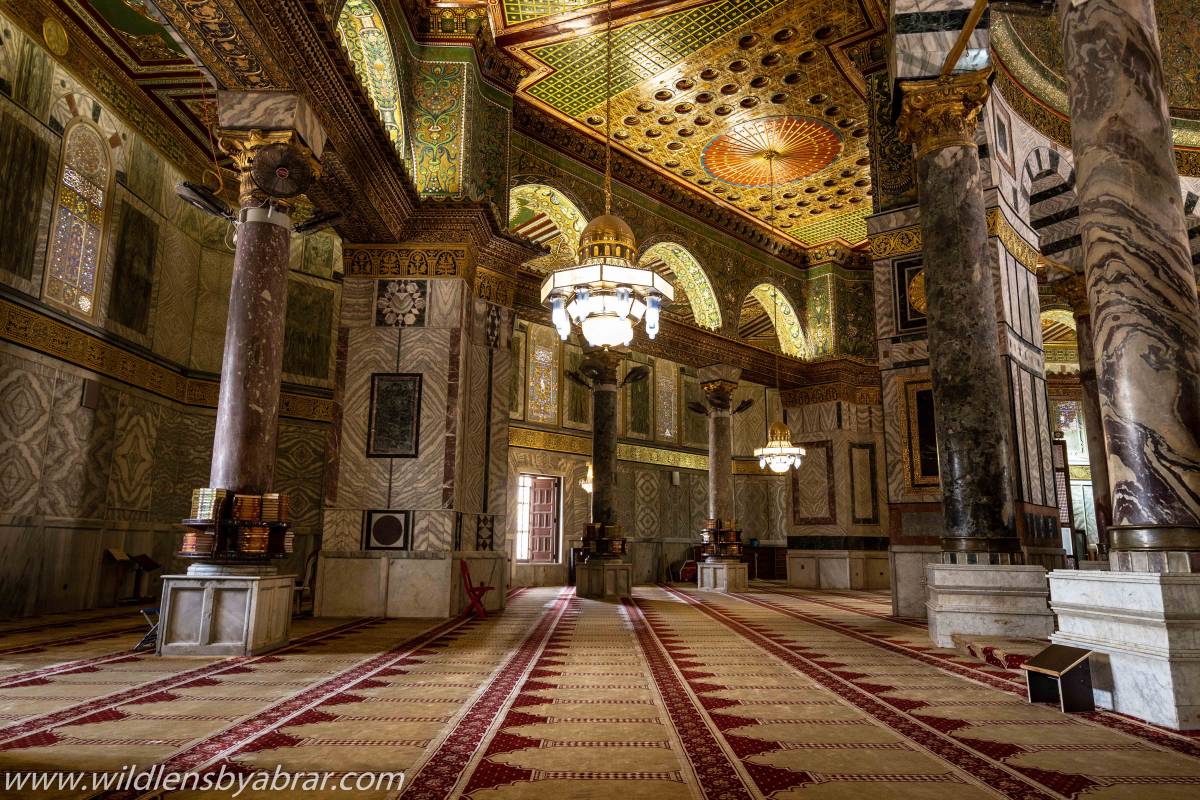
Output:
[741,283,807,358]
[336,0,405,152]
[509,183,587,272]
[638,242,721,331]
[44,120,115,317]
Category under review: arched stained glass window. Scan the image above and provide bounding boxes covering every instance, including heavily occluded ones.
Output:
[337,0,405,152]
[45,122,111,316]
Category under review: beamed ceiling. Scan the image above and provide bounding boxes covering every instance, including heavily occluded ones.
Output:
[491,0,887,247]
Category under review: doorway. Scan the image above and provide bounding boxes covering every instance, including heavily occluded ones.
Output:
[515,474,561,563]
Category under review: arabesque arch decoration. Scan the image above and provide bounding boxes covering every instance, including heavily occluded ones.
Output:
[509,183,587,272]
[747,283,808,358]
[639,242,721,331]
[336,0,405,152]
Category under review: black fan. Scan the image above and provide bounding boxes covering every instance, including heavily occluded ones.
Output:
[251,143,314,198]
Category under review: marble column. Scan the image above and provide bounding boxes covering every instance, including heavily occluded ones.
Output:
[699,365,740,523]
[897,69,1020,562]
[1058,0,1200,569]
[585,349,620,527]
[208,153,293,494]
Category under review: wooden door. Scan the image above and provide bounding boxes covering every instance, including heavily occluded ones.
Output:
[529,477,559,562]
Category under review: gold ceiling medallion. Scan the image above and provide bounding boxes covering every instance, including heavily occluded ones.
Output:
[701,115,843,187]
[897,68,993,161]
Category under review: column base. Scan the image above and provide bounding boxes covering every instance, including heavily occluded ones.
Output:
[158,571,294,656]
[1049,570,1200,730]
[925,564,1053,648]
[890,545,942,619]
[698,561,747,592]
[577,561,632,599]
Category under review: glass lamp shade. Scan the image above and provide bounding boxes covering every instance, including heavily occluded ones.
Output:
[581,313,633,348]
[754,420,805,473]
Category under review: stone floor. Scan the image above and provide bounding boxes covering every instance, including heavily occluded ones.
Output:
[0,584,1198,798]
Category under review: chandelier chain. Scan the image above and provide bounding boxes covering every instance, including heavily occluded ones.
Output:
[604,0,613,215]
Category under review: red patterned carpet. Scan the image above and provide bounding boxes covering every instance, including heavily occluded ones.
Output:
[1,585,1198,799]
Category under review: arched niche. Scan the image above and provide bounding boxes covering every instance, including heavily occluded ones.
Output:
[509,183,587,272]
[638,242,721,331]
[740,284,808,358]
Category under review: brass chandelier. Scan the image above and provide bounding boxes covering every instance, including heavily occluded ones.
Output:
[540,0,672,348]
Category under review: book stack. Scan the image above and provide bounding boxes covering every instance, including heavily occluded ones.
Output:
[190,488,229,521]
[180,488,294,561]
[261,493,290,523]
[238,526,270,555]
[180,528,217,557]
[233,494,263,522]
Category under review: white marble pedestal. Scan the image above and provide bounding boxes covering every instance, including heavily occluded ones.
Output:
[925,564,1054,648]
[577,561,632,599]
[698,561,747,592]
[314,551,508,618]
[890,545,941,619]
[158,568,294,656]
[1049,570,1200,731]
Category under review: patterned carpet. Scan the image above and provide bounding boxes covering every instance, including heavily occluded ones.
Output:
[1,585,1199,799]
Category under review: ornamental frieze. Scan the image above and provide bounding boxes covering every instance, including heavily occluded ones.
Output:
[343,244,473,279]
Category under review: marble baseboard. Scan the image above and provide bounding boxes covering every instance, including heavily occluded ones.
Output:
[1049,570,1200,731]
[890,545,941,619]
[577,561,632,599]
[925,564,1054,648]
[786,549,890,590]
[315,550,507,618]
[698,561,748,593]
[158,573,293,656]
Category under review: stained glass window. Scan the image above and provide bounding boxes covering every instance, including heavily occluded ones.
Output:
[45,122,110,316]
[337,0,405,152]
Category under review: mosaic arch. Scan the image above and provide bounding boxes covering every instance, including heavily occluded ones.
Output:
[746,283,807,358]
[508,183,587,272]
[638,242,721,331]
[336,0,405,152]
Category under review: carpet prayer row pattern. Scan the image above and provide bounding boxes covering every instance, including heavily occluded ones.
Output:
[1,585,1198,799]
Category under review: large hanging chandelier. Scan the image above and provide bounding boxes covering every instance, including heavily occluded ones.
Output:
[753,154,804,473]
[540,0,672,348]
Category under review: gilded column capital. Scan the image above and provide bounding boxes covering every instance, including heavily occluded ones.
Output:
[1052,273,1090,318]
[216,128,321,208]
[897,68,992,160]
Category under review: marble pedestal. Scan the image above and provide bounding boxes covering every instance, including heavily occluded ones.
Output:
[787,549,890,590]
[1049,570,1200,730]
[890,545,942,619]
[925,564,1054,648]
[698,561,747,592]
[577,561,632,599]
[314,551,507,618]
[158,570,294,656]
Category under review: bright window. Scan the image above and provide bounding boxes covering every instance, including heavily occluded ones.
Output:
[515,474,533,562]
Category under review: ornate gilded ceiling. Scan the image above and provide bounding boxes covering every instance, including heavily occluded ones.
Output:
[491,0,887,247]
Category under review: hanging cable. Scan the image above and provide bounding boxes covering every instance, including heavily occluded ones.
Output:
[604,0,613,215]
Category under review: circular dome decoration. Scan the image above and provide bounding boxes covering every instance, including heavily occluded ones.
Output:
[700,115,842,188]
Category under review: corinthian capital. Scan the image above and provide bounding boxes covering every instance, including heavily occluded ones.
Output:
[897,68,992,160]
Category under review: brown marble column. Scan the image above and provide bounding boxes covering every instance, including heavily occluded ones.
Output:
[208,131,309,494]
[898,69,1021,563]
[1058,0,1200,569]
[585,350,620,526]
[699,365,740,525]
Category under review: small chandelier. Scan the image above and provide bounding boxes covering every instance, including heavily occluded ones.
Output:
[755,420,805,473]
[539,0,672,348]
[580,462,594,494]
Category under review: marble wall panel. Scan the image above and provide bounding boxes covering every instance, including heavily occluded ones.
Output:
[38,374,117,520]
[390,326,450,511]
[731,383,767,457]
[337,326,398,513]
[458,343,489,514]
[340,277,375,328]
[104,197,160,340]
[106,394,164,515]
[634,469,660,539]
[0,102,52,290]
[0,358,54,514]
[734,476,770,539]
[275,421,327,533]
[190,248,234,373]
[152,224,201,365]
[281,275,339,386]
[791,439,836,528]
[488,353,511,515]
[427,279,467,330]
